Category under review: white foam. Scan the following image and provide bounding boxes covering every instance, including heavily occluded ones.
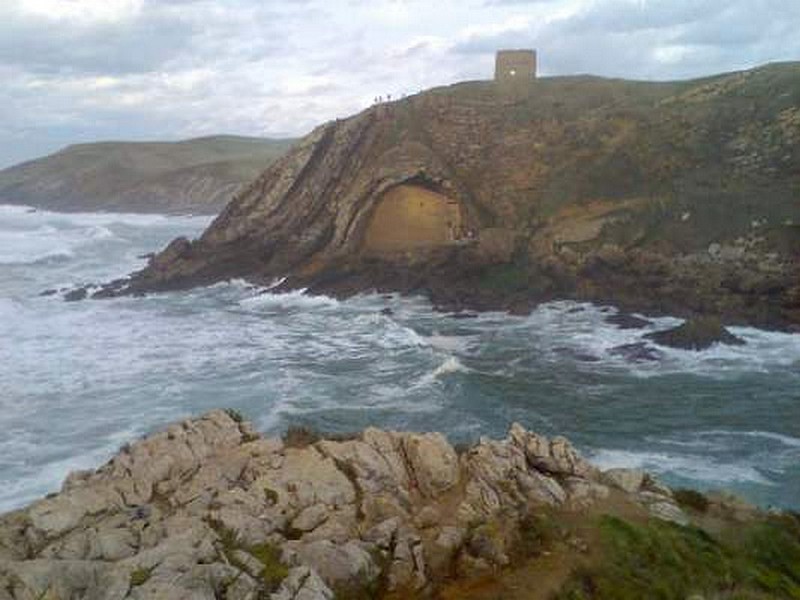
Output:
[238,288,339,311]
[0,203,212,229]
[432,356,471,377]
[589,448,772,485]
[510,301,800,378]
[422,333,475,354]
[695,429,800,449]
[414,356,473,388]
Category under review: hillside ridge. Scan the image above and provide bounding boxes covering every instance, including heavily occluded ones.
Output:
[99,62,799,328]
[0,136,295,214]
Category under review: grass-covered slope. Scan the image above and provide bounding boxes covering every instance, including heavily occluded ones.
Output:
[439,502,800,600]
[0,135,294,214]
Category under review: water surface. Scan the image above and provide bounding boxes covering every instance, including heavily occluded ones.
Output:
[1,203,798,512]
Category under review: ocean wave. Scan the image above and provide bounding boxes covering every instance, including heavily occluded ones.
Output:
[0,203,212,229]
[238,288,339,311]
[0,220,118,265]
[415,356,473,388]
[432,356,471,377]
[588,448,773,485]
[512,301,800,377]
[422,333,475,354]
[694,429,800,449]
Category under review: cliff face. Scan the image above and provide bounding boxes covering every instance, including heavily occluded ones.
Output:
[0,136,294,215]
[115,64,800,328]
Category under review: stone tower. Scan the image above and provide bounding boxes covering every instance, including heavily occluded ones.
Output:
[494,50,537,94]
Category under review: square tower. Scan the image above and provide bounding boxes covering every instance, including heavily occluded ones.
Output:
[494,50,537,91]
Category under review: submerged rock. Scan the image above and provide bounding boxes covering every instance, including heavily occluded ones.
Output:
[63,287,88,302]
[608,342,663,362]
[605,312,652,329]
[645,316,746,350]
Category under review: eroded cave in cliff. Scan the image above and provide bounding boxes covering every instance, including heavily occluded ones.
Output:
[361,183,464,253]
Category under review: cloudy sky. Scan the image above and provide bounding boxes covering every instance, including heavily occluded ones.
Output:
[1,0,799,168]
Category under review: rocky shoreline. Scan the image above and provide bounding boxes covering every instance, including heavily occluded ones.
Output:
[2,410,798,599]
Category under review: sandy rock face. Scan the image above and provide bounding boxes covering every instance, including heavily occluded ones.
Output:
[0,412,687,599]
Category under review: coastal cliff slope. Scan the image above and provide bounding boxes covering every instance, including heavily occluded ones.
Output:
[116,63,799,328]
[1,410,798,599]
[0,136,294,215]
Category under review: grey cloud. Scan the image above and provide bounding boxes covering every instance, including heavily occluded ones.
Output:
[1,0,799,169]
[452,0,800,80]
[0,10,196,75]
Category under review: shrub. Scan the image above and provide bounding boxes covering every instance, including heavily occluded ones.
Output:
[129,567,153,587]
[673,488,711,513]
[224,408,245,423]
[283,425,321,448]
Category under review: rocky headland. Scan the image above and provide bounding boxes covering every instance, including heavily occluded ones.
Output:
[1,410,799,599]
[95,62,800,331]
[0,136,294,215]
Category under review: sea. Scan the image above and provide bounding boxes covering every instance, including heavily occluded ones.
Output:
[1,203,799,513]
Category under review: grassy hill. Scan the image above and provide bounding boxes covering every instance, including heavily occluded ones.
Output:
[0,135,295,214]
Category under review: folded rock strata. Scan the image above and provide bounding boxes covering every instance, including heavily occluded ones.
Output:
[103,64,800,330]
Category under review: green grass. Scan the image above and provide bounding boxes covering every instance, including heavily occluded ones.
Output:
[512,512,561,559]
[555,514,800,600]
[248,542,289,592]
[129,566,153,587]
[208,519,289,593]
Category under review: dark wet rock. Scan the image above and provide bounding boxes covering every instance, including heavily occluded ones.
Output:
[63,287,88,302]
[91,278,130,299]
[449,312,478,319]
[605,312,652,329]
[554,347,602,363]
[380,307,394,316]
[39,289,58,297]
[645,316,746,350]
[609,342,663,362]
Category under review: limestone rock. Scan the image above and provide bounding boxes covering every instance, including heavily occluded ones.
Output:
[509,423,595,478]
[291,504,329,533]
[271,566,333,600]
[294,540,377,588]
[402,432,460,498]
[647,502,689,526]
[603,468,646,493]
[0,412,702,600]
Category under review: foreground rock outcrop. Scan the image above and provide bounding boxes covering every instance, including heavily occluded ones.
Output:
[4,411,795,600]
[101,63,800,330]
